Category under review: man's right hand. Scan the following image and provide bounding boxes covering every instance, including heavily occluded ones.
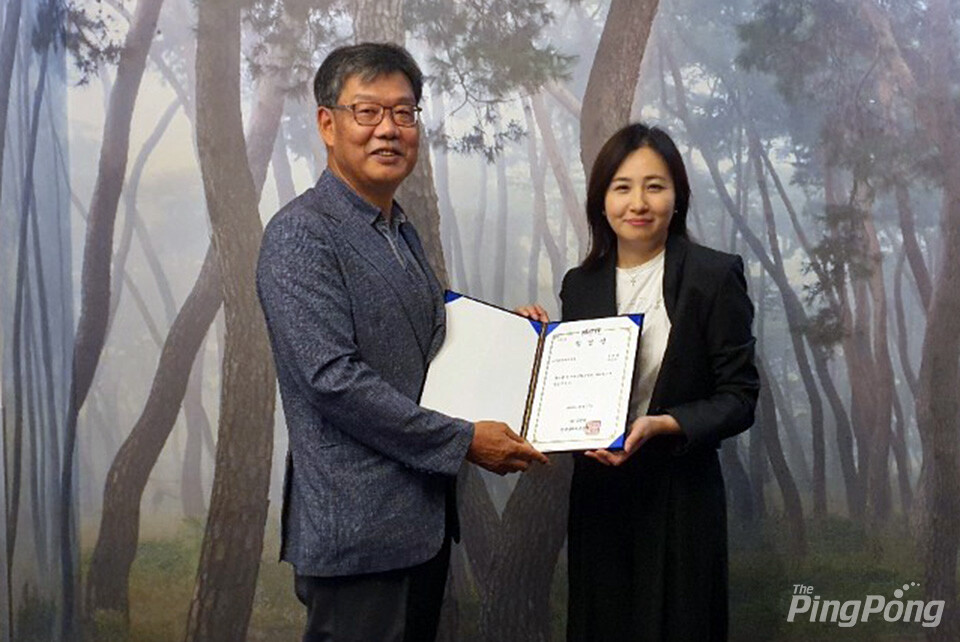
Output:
[467,421,549,475]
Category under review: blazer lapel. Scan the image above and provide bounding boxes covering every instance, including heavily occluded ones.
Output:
[648,234,688,411]
[337,212,434,358]
[399,222,447,360]
[577,253,618,318]
[661,234,687,321]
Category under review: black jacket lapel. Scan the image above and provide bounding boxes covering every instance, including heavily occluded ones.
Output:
[578,253,618,318]
[662,234,688,322]
[649,234,688,412]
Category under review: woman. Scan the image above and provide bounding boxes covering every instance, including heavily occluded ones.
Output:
[519,123,758,641]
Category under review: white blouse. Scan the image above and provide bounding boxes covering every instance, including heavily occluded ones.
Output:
[615,250,671,420]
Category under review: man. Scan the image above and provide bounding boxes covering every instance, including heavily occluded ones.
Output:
[256,42,547,642]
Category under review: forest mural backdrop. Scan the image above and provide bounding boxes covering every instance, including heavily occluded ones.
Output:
[2,0,959,640]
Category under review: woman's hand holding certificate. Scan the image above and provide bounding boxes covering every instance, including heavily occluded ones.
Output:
[514,304,550,323]
[584,414,681,466]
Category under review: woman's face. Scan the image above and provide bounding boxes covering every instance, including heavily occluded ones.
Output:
[604,146,675,255]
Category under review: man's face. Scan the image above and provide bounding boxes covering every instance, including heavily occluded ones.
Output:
[318,71,420,208]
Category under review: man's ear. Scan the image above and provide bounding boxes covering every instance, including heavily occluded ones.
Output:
[318,106,335,147]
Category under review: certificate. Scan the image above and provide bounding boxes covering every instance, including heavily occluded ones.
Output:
[419,292,642,452]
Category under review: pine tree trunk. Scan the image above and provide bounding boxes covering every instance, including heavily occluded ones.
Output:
[748,403,767,518]
[893,249,919,397]
[430,91,470,292]
[183,0,277,637]
[0,0,23,209]
[455,458,574,642]
[492,138,508,304]
[24,307,49,579]
[354,0,403,41]
[721,439,755,526]
[59,0,166,633]
[180,340,209,520]
[758,359,806,556]
[106,98,180,338]
[912,2,960,636]
[271,128,297,205]
[522,97,564,292]
[6,52,46,633]
[579,0,659,178]
[890,392,913,513]
[471,156,489,298]
[895,184,932,311]
[916,192,960,642]
[670,66,850,517]
[855,0,960,630]
[84,249,221,622]
[244,6,301,194]
[478,457,573,642]
[67,0,165,423]
[757,143,830,512]
[863,215,895,524]
[767,370,811,488]
[531,95,587,250]
[86,3,288,624]
[26,181,60,582]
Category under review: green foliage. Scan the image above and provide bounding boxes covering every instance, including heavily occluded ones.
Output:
[123,521,203,641]
[809,203,872,278]
[429,119,525,162]
[737,0,939,193]
[736,2,830,103]
[51,1,123,85]
[87,609,127,642]
[14,584,56,642]
[802,305,844,351]
[736,0,871,104]
[80,518,303,640]
[248,517,304,637]
[407,0,573,100]
[71,513,940,641]
[730,547,788,641]
[245,0,349,100]
[799,199,880,350]
[729,516,930,641]
[406,0,574,157]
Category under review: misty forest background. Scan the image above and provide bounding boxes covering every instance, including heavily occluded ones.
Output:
[2,0,960,640]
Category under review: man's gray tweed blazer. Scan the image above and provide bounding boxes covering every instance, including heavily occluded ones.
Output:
[256,170,474,577]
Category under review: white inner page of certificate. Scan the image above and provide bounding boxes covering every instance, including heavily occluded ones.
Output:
[527,317,640,452]
[420,295,540,431]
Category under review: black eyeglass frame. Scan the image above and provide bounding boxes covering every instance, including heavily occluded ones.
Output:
[324,102,422,127]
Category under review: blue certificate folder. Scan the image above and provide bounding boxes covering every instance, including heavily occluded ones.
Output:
[420,291,643,453]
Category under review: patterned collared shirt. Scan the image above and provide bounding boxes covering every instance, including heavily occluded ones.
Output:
[320,169,431,295]
[374,207,424,279]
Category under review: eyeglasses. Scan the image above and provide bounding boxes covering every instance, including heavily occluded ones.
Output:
[326,102,421,127]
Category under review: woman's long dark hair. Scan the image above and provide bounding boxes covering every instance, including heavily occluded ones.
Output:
[581,123,690,271]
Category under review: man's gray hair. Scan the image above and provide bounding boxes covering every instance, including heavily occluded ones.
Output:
[313,42,424,107]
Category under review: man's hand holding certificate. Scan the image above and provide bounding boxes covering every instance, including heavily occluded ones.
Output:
[421,293,643,453]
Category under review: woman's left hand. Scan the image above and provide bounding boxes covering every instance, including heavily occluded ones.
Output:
[514,304,550,323]
[585,414,682,466]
